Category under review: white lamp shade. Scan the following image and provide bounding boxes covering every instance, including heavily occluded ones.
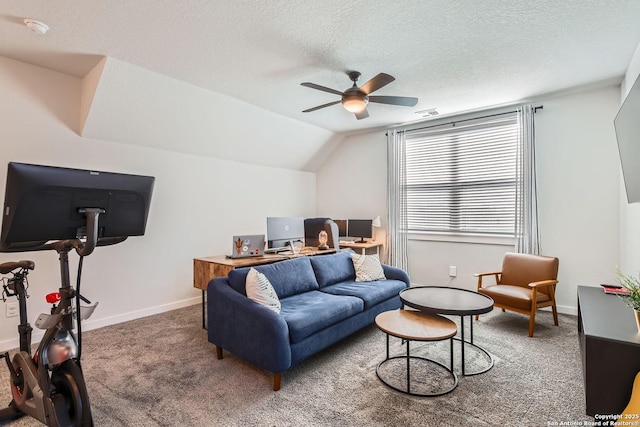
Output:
[372,216,382,228]
[342,97,368,113]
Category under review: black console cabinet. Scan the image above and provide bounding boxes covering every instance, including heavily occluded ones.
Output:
[577,286,640,416]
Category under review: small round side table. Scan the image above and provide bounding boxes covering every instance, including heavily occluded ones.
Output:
[375,309,458,397]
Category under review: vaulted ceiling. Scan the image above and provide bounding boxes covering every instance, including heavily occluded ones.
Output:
[2,0,640,135]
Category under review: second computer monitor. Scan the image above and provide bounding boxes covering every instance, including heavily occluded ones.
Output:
[334,219,348,237]
[347,219,372,243]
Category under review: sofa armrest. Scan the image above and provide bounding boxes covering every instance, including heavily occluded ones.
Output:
[207,277,292,373]
[382,264,411,288]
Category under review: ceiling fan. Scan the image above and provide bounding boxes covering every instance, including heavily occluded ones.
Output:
[301,71,418,120]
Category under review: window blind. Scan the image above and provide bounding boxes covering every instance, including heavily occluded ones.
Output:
[404,112,520,236]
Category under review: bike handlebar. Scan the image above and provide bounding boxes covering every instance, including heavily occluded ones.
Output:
[0,206,128,254]
[0,260,35,275]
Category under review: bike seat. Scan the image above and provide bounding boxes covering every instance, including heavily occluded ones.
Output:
[0,260,35,275]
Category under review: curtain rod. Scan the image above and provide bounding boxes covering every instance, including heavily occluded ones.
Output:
[386,104,543,135]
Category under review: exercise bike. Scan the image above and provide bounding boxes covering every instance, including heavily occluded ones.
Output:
[0,162,154,426]
[0,209,108,426]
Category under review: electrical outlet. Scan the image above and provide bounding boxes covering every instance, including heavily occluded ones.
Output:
[449,266,457,277]
[6,302,19,318]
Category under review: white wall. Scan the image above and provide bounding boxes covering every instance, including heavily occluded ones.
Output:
[0,56,319,351]
[620,41,640,275]
[317,85,621,315]
[535,86,620,311]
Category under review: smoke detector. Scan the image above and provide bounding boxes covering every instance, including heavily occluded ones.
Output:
[415,108,439,118]
[24,19,49,35]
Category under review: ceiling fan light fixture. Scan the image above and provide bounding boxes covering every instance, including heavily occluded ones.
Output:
[301,71,416,118]
[342,96,368,113]
[24,18,50,35]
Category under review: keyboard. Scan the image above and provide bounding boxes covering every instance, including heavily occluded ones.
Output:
[264,247,289,254]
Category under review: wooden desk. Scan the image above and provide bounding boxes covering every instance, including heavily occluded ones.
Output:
[339,241,383,256]
[578,286,640,416]
[194,254,284,291]
[194,248,336,328]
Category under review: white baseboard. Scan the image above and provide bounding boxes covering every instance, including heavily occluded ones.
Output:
[556,304,578,316]
[0,297,201,353]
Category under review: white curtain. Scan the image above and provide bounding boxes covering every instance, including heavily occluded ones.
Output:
[515,105,541,254]
[386,129,409,271]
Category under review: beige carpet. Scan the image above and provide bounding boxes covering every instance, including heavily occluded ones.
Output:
[0,304,586,426]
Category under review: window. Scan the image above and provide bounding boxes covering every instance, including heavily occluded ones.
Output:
[404,112,520,236]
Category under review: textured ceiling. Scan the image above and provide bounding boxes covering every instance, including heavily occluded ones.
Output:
[2,0,640,134]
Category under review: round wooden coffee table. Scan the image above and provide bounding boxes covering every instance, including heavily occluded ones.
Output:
[375,309,458,396]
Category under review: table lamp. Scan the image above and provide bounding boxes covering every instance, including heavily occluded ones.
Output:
[372,216,382,241]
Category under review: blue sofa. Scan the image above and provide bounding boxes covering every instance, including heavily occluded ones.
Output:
[207,250,410,390]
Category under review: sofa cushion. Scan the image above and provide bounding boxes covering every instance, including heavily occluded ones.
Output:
[245,268,281,313]
[280,291,364,343]
[351,253,386,282]
[228,257,319,298]
[319,279,407,310]
[309,250,356,288]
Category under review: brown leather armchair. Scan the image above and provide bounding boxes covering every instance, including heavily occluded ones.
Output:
[475,252,559,337]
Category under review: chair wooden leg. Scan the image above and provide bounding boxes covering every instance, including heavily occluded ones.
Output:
[215,345,223,360]
[552,304,559,326]
[528,307,536,337]
[549,286,559,326]
[273,373,282,391]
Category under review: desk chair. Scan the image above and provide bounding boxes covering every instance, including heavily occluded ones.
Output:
[304,218,339,249]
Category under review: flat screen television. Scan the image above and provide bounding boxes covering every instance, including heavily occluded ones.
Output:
[615,73,640,203]
[266,216,305,250]
[1,162,155,251]
[348,219,372,243]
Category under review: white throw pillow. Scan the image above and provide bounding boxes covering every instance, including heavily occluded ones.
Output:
[351,253,386,282]
[245,267,281,313]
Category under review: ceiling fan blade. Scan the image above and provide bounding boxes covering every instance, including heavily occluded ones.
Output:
[301,82,344,96]
[359,73,395,95]
[369,95,419,107]
[355,108,369,120]
[302,100,341,113]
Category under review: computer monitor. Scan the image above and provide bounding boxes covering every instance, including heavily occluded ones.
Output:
[266,216,305,250]
[334,219,347,237]
[1,162,155,251]
[348,219,372,243]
